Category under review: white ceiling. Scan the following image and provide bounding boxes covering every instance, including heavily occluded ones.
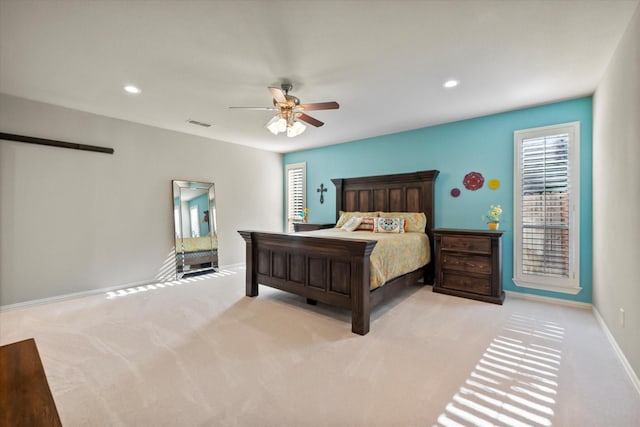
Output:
[1,0,637,153]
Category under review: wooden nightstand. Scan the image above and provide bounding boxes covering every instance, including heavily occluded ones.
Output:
[433,228,505,304]
[293,223,335,232]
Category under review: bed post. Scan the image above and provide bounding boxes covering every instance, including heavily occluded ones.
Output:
[237,231,258,297]
[351,276,370,334]
[331,178,344,222]
[419,170,439,285]
[351,245,376,335]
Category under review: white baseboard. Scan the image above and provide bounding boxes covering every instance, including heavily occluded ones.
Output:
[0,264,244,313]
[505,290,592,310]
[592,307,640,397]
[0,278,160,312]
[222,262,245,270]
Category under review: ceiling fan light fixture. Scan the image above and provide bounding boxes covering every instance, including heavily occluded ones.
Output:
[238,83,338,136]
[287,121,306,138]
[266,115,287,135]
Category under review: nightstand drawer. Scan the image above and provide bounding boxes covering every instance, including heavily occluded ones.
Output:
[441,236,491,254]
[441,253,491,274]
[441,272,491,295]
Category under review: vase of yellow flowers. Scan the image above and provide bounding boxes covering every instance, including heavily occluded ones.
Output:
[483,204,502,230]
[299,207,309,223]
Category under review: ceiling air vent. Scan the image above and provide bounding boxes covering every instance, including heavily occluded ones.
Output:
[186,119,212,128]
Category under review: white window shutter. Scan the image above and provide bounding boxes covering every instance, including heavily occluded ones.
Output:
[521,134,570,277]
[514,122,581,294]
[285,163,306,232]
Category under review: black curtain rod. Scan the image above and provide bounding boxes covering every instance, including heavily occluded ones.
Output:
[0,132,114,154]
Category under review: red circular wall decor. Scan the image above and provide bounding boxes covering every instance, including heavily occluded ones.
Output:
[450,188,461,198]
[463,171,484,191]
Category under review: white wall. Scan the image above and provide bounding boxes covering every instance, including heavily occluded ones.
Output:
[593,4,640,379]
[0,94,283,306]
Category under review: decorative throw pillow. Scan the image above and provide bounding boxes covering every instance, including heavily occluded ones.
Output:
[373,217,405,233]
[378,212,426,232]
[335,211,379,228]
[341,216,363,232]
[356,217,376,231]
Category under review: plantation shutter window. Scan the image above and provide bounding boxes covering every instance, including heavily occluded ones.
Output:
[286,162,306,232]
[521,134,570,276]
[514,122,581,294]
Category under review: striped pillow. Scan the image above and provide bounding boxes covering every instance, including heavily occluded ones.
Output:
[336,211,378,228]
[356,217,377,231]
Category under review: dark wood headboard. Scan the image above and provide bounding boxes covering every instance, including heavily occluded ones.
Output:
[331,169,438,226]
[331,169,439,260]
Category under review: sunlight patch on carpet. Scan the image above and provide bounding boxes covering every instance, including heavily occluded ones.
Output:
[435,313,563,427]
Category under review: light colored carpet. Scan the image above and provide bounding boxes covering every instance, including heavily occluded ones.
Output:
[1,266,638,426]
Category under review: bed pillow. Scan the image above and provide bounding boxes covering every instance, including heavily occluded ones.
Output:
[341,216,363,232]
[373,217,405,233]
[378,212,427,232]
[335,211,379,228]
[356,217,377,231]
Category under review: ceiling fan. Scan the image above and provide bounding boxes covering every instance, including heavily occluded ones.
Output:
[230,83,339,137]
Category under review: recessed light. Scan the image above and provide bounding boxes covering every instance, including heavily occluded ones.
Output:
[443,80,459,88]
[124,85,141,94]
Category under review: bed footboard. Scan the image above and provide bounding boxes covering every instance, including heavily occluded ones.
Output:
[238,231,377,335]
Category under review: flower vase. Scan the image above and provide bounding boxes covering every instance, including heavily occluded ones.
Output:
[488,222,499,230]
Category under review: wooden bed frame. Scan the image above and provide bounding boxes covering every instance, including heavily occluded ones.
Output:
[238,169,439,335]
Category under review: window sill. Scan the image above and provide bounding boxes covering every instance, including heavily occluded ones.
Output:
[513,278,582,295]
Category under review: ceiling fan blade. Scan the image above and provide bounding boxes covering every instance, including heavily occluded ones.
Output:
[300,101,339,111]
[297,113,324,127]
[229,106,277,111]
[269,87,287,104]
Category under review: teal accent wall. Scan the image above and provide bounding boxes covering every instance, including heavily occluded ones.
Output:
[284,97,593,303]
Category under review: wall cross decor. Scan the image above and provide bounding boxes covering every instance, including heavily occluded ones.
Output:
[317,183,328,204]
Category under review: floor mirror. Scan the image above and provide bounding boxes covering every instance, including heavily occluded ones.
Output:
[172,180,218,278]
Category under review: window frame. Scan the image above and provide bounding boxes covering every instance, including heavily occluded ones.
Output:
[189,205,200,237]
[285,162,306,232]
[513,121,581,294]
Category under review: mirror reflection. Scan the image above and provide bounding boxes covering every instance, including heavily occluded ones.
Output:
[172,180,218,278]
